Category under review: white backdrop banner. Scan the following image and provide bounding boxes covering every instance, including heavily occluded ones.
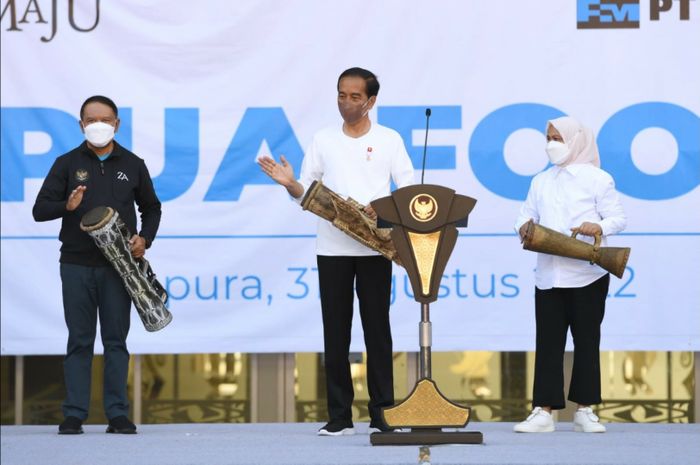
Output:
[1,0,699,354]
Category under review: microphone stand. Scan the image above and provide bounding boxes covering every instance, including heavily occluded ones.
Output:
[419,108,432,379]
[420,108,431,185]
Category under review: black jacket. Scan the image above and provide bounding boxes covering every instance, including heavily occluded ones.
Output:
[33,141,162,267]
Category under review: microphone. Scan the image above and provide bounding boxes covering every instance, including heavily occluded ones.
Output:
[420,108,431,184]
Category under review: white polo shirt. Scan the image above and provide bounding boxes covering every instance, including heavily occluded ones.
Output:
[296,122,415,256]
[515,163,627,290]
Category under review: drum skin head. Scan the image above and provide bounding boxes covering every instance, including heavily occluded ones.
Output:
[80,206,114,231]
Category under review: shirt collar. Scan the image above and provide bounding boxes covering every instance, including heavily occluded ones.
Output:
[554,163,587,177]
[79,140,123,158]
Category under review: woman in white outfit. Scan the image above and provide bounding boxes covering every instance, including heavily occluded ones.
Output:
[514,116,627,433]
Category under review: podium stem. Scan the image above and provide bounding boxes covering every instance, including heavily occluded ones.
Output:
[419,303,432,379]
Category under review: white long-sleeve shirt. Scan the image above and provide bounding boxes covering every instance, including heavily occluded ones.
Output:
[296,122,415,256]
[515,163,627,290]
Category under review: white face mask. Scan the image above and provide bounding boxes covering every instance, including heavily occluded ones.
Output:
[545,140,570,165]
[84,122,115,148]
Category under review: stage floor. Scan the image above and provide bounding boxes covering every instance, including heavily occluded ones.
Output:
[2,422,699,465]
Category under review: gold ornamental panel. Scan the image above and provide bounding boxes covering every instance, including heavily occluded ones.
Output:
[383,379,470,428]
[407,231,441,295]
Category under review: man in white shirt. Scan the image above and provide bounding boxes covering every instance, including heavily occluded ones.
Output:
[513,116,626,434]
[258,67,415,435]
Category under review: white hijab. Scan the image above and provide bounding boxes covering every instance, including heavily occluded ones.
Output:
[547,116,600,168]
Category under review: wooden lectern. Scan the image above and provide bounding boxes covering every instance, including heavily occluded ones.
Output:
[369,184,483,446]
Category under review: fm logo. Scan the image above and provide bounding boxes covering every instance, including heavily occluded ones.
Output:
[577,0,693,28]
[577,0,640,28]
[1,103,698,202]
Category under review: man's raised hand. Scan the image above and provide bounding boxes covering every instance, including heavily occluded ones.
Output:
[66,186,86,211]
[258,155,294,187]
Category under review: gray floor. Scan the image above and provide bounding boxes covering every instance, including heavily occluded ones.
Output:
[1,422,699,465]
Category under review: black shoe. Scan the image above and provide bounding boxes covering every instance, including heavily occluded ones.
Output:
[106,416,137,434]
[369,420,395,433]
[317,419,354,436]
[58,416,84,435]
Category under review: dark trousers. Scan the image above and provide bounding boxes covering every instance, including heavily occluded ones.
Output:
[533,274,610,410]
[317,255,394,424]
[60,263,132,420]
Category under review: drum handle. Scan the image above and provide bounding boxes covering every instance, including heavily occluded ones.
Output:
[571,231,602,265]
[571,231,602,250]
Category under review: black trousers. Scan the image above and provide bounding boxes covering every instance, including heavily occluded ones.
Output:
[317,255,394,424]
[533,274,610,410]
[60,263,132,420]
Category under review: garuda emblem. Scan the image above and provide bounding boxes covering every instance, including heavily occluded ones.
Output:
[410,194,437,222]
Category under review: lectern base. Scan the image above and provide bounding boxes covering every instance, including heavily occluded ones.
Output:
[370,429,483,446]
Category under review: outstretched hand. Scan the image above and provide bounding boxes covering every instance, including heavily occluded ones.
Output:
[66,185,86,211]
[258,155,295,187]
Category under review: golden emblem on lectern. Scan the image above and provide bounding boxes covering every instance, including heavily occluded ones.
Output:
[410,194,437,222]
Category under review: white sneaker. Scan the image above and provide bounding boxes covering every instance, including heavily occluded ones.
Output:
[574,407,606,433]
[513,407,555,433]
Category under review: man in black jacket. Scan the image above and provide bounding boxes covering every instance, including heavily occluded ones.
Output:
[33,95,162,435]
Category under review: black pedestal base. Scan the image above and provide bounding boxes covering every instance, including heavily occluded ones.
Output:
[370,429,483,446]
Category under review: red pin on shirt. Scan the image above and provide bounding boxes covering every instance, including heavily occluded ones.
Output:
[366,146,373,161]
